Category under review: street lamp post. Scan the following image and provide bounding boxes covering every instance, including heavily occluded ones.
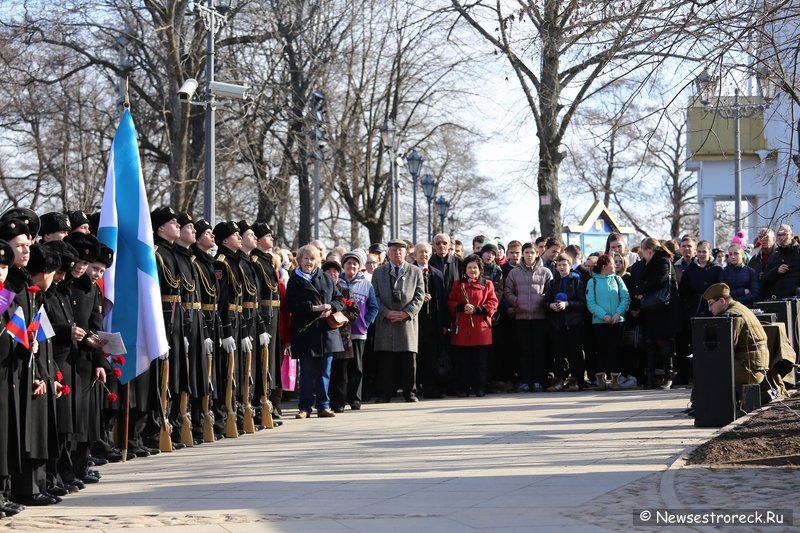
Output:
[309,91,326,240]
[435,195,449,235]
[406,149,423,243]
[197,0,232,226]
[694,66,775,231]
[447,214,457,238]
[379,119,402,239]
[530,226,539,244]
[421,174,437,242]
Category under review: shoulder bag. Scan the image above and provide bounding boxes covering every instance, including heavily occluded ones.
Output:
[640,265,671,311]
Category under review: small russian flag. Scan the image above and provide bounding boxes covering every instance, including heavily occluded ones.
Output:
[28,305,55,342]
[6,306,29,349]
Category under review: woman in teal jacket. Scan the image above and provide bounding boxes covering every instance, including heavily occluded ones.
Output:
[586,254,630,390]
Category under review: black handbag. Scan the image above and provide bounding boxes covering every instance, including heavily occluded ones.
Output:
[640,266,672,311]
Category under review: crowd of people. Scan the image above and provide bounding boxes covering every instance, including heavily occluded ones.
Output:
[1,202,797,517]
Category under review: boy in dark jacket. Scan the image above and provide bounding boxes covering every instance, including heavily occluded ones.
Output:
[546,254,586,391]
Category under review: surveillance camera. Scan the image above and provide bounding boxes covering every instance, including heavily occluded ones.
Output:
[209,80,249,100]
[178,79,199,102]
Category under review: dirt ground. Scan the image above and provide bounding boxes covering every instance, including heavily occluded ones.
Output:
[687,393,800,466]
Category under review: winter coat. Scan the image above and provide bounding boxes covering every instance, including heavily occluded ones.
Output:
[678,259,723,319]
[338,272,379,339]
[286,267,344,358]
[748,245,773,280]
[546,272,586,329]
[634,249,680,339]
[586,273,630,325]
[504,258,553,320]
[371,261,425,353]
[762,242,800,298]
[448,277,498,347]
[429,252,463,295]
[720,263,760,307]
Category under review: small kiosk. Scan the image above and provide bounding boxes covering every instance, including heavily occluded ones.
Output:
[562,201,635,256]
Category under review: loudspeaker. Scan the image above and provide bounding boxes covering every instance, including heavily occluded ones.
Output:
[754,299,799,355]
[691,316,736,428]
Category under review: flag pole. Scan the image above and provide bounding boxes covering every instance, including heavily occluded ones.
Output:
[121,381,130,463]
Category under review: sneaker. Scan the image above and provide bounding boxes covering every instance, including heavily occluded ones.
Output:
[533,383,543,393]
[516,383,530,393]
[660,379,673,390]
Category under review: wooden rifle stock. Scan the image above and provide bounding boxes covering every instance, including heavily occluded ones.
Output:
[260,345,274,429]
[179,391,193,446]
[224,349,238,438]
[159,359,173,452]
[242,348,256,434]
[202,353,215,443]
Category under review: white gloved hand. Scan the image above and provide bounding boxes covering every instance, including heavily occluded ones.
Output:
[184,337,190,354]
[221,336,236,353]
[241,336,253,353]
[259,332,271,346]
[203,338,214,356]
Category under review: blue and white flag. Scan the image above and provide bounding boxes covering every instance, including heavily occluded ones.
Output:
[97,108,168,384]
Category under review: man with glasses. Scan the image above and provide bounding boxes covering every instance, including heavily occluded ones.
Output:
[748,227,775,282]
[703,283,769,386]
[762,224,800,299]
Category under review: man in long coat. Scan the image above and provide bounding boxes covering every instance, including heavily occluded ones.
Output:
[371,239,425,403]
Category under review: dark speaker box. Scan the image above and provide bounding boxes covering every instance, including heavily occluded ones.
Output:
[691,316,736,428]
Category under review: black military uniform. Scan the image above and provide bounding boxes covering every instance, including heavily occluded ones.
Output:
[190,219,220,441]
[235,220,266,432]
[62,234,107,482]
[250,222,281,419]
[212,222,244,438]
[150,207,186,451]
[173,214,206,446]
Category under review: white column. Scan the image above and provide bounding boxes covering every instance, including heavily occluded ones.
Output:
[700,197,716,243]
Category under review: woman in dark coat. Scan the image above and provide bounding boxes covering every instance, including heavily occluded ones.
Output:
[285,244,344,419]
[634,238,680,390]
[678,240,722,319]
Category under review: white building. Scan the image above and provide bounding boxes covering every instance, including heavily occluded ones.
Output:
[686,3,800,245]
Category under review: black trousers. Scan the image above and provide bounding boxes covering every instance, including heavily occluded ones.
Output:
[593,323,623,374]
[645,336,674,387]
[553,325,585,381]
[455,345,488,393]
[516,319,546,386]
[377,351,416,400]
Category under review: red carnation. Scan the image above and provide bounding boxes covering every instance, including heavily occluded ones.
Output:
[112,367,122,378]
[112,355,126,365]
[26,285,41,294]
[61,385,71,396]
[342,298,354,307]
[106,392,118,402]
[56,370,64,382]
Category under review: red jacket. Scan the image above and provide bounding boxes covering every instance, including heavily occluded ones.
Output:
[448,278,498,347]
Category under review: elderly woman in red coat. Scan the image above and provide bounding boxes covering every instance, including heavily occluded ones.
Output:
[448,254,499,397]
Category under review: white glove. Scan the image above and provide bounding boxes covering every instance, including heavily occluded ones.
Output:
[241,336,253,353]
[183,337,190,354]
[203,338,214,356]
[221,336,236,353]
[259,332,271,346]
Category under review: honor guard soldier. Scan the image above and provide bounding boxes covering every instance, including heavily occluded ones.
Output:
[235,220,265,433]
[173,213,206,446]
[150,207,186,452]
[190,219,220,442]
[250,222,281,423]
[212,221,244,438]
